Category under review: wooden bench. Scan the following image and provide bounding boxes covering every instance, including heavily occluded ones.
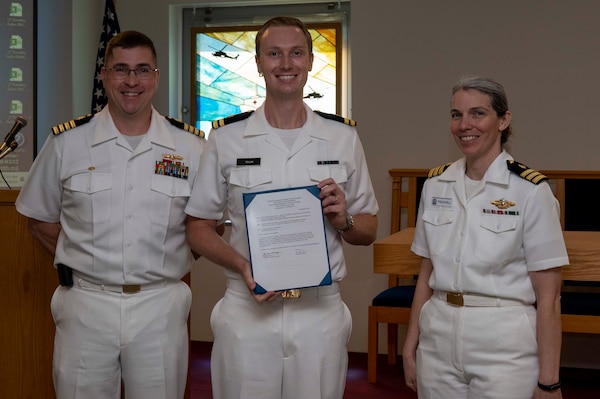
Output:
[367,168,600,383]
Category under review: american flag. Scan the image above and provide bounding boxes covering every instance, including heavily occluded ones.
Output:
[91,0,120,114]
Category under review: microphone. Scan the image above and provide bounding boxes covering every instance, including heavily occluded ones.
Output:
[0,141,18,161]
[0,116,27,152]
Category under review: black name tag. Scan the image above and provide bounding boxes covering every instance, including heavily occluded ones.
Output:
[237,158,261,166]
[317,160,339,165]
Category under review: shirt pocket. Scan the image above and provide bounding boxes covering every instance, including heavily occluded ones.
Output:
[475,214,520,265]
[228,167,273,212]
[63,172,112,224]
[422,209,454,226]
[307,165,348,185]
[421,209,454,256]
[479,213,518,233]
[151,174,191,227]
[229,167,272,189]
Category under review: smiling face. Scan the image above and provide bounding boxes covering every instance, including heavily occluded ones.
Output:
[255,25,314,101]
[450,88,511,164]
[101,46,159,123]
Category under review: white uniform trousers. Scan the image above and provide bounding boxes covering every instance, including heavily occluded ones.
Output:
[210,279,352,399]
[416,295,539,399]
[50,280,191,399]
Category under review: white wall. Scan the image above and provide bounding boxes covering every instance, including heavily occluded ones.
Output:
[42,0,600,365]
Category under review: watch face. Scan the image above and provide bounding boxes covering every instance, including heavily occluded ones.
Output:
[335,214,354,233]
[346,214,354,228]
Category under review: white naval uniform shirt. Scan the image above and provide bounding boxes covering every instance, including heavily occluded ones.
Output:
[411,151,569,305]
[16,106,205,285]
[185,103,379,282]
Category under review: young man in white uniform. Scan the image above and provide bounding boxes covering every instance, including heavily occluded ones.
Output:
[16,31,205,399]
[185,17,379,399]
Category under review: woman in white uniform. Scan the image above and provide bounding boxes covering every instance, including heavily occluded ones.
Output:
[402,76,568,399]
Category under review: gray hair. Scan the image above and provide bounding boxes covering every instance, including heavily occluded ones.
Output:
[452,76,512,145]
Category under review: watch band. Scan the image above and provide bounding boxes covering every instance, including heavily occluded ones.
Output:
[335,213,354,233]
[537,381,561,391]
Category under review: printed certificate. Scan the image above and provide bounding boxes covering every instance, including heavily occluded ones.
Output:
[243,185,332,294]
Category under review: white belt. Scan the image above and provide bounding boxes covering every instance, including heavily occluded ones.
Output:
[434,290,527,307]
[227,278,339,299]
[73,273,173,294]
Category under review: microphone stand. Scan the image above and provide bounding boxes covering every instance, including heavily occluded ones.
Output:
[0,142,18,161]
[0,142,18,189]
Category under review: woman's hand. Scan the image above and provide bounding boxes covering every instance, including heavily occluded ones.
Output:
[402,348,418,392]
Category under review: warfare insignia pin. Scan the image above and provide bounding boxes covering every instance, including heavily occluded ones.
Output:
[490,198,515,209]
[161,153,183,161]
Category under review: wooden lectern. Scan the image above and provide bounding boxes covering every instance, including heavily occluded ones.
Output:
[0,189,56,398]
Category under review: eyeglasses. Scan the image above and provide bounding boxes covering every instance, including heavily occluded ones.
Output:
[104,65,158,80]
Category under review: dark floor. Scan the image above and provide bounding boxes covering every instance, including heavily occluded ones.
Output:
[189,341,600,398]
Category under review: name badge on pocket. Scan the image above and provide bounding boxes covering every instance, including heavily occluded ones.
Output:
[237,158,261,166]
[317,160,339,165]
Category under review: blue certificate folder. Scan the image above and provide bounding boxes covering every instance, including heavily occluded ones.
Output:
[243,185,332,294]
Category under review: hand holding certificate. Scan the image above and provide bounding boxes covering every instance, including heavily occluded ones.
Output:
[243,185,332,294]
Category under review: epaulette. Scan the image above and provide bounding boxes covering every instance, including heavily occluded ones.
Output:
[314,110,357,127]
[51,114,94,135]
[165,116,205,138]
[506,160,548,184]
[427,162,453,178]
[212,111,254,129]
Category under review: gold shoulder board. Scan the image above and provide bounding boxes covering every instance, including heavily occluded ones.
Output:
[51,114,93,135]
[506,160,548,184]
[212,111,254,129]
[165,116,205,138]
[314,110,357,127]
[427,162,453,178]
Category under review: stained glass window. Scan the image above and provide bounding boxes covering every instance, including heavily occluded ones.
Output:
[191,23,341,135]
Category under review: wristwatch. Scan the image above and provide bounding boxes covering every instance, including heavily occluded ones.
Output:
[335,213,354,233]
[537,381,561,391]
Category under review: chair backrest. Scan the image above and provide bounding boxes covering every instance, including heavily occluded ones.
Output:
[564,178,600,231]
[540,171,600,231]
[387,169,429,286]
[388,169,428,234]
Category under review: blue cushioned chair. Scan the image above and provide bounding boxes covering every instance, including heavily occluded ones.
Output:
[367,170,426,383]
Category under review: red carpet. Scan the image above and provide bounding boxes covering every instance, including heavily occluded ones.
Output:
[189,341,600,398]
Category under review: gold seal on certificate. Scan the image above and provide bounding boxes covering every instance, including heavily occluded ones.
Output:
[243,185,332,294]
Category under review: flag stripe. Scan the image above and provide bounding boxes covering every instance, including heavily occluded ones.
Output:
[91,0,120,114]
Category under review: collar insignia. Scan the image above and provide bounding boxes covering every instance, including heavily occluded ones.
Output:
[490,198,515,209]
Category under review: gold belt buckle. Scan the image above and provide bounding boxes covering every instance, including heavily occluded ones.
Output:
[446,292,464,306]
[122,284,141,294]
[281,289,302,299]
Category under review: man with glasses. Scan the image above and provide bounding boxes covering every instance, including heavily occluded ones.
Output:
[16,30,204,399]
